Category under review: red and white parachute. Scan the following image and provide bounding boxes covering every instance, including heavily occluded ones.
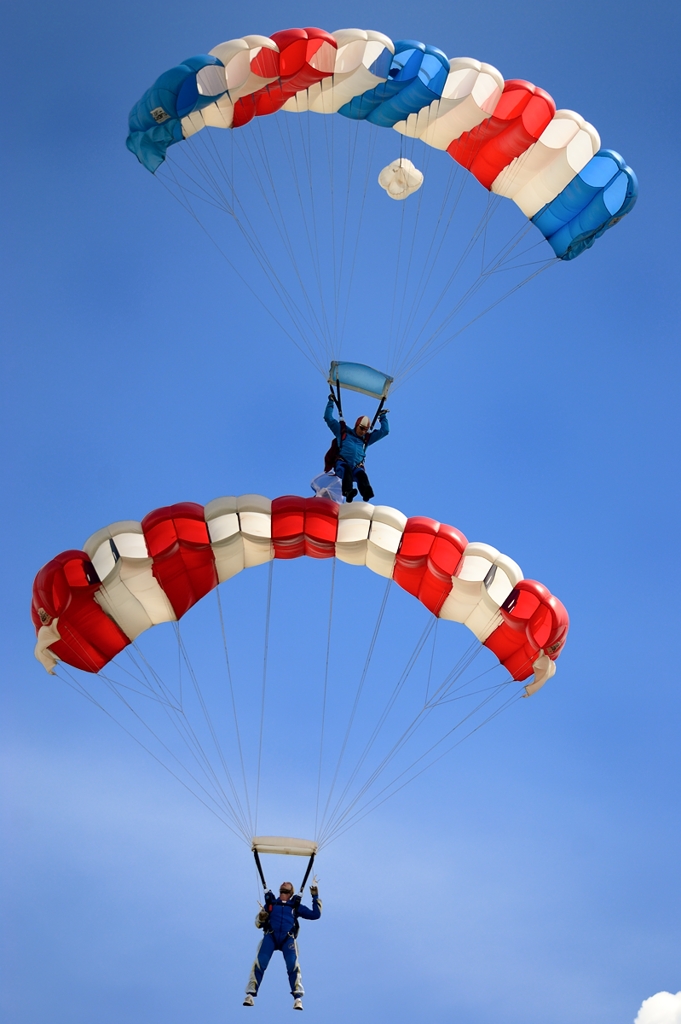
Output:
[33,495,567,693]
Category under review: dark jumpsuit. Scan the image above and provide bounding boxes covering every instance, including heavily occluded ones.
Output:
[246,891,322,999]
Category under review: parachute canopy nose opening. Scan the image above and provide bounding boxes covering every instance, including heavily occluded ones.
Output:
[378,158,424,200]
[251,836,319,857]
[328,361,393,400]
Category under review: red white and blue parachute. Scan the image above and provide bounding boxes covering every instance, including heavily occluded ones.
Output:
[127,27,637,260]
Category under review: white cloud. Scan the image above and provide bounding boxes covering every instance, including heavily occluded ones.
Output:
[635,992,681,1024]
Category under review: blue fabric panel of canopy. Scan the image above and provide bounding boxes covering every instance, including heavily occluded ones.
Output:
[338,41,449,127]
[329,361,394,399]
[126,55,225,173]
[532,150,638,260]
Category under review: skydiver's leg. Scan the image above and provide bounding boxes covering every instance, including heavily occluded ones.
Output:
[355,469,374,502]
[246,933,276,996]
[282,936,304,998]
[337,461,357,501]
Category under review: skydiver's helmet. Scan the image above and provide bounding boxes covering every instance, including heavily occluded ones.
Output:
[355,415,370,435]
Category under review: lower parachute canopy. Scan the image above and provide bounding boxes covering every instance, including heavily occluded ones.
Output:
[31,493,569,849]
[32,493,567,690]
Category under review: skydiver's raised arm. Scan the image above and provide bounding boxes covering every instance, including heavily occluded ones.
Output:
[324,397,341,440]
[366,413,389,446]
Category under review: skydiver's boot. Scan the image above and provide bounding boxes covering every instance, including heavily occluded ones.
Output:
[355,470,374,502]
[293,997,304,1010]
[243,994,255,1006]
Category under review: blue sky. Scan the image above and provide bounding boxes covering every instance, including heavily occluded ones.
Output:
[2,1,680,1022]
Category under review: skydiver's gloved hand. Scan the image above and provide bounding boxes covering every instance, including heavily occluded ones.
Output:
[256,908,270,926]
[379,409,389,418]
[310,885,319,898]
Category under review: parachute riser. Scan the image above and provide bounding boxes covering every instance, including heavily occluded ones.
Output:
[335,377,343,419]
[370,397,386,430]
[253,849,268,891]
[298,852,316,894]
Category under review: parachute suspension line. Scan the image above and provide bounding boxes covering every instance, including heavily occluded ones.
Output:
[392,193,506,376]
[395,259,557,387]
[216,587,254,834]
[90,646,180,708]
[130,633,248,828]
[301,107,336,359]
[394,197,557,383]
[53,665,248,841]
[137,630,249,831]
[318,626,482,843]
[217,126,332,363]
[320,96,340,352]
[337,124,379,353]
[480,190,494,275]
[314,557,336,838]
[179,128,328,369]
[387,198,408,368]
[317,616,437,846]
[55,620,251,838]
[320,626,509,845]
[125,624,255,839]
[425,619,438,705]
[323,655,516,845]
[275,111,334,359]
[254,559,274,836]
[391,162,469,372]
[398,195,534,375]
[252,113,329,356]
[317,577,392,838]
[395,236,549,384]
[333,118,359,358]
[173,622,253,839]
[388,141,433,376]
[177,620,183,707]
[322,684,524,848]
[155,164,326,378]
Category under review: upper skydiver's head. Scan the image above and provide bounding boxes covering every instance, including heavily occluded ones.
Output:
[279,882,294,902]
[355,415,371,436]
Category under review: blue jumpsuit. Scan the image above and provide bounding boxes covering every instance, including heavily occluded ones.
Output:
[246,891,322,999]
[324,399,389,501]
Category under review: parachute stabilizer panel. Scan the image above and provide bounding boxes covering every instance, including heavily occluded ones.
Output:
[32,495,568,692]
[252,836,318,856]
[126,26,637,258]
[328,361,393,399]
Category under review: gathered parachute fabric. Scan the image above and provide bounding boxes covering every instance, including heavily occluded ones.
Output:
[378,158,424,200]
[126,26,637,259]
[32,495,568,692]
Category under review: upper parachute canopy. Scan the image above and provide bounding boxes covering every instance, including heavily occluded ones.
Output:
[126,26,637,260]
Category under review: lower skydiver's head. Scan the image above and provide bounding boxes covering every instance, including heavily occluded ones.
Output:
[355,415,370,436]
[279,883,294,901]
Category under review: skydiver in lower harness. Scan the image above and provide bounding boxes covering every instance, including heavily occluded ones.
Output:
[324,396,389,503]
[243,881,322,1011]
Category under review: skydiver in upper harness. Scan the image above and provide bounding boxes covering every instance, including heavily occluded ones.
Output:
[324,395,389,503]
[243,880,322,1011]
